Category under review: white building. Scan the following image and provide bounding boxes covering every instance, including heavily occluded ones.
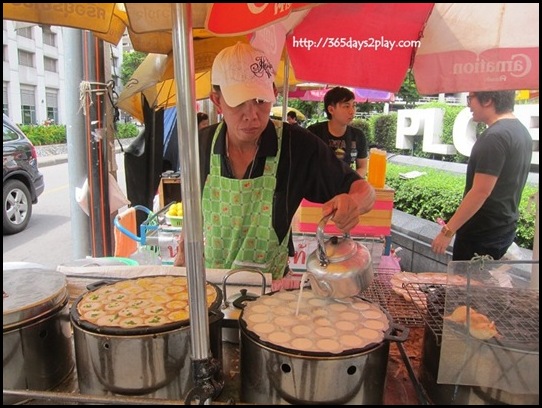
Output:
[3,21,123,125]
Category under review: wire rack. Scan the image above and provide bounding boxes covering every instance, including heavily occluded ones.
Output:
[404,282,539,349]
[360,269,424,327]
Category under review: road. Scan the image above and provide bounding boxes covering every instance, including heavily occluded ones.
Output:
[3,154,128,270]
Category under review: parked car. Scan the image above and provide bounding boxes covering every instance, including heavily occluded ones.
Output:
[3,114,45,234]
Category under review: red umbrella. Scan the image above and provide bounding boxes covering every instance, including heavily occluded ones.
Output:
[209,3,539,95]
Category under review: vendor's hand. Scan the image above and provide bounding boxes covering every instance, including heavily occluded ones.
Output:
[174,235,186,267]
[322,193,361,233]
[431,233,452,255]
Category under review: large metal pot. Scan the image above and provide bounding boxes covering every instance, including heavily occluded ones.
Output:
[239,291,408,405]
[3,268,75,405]
[306,214,373,299]
[70,276,223,400]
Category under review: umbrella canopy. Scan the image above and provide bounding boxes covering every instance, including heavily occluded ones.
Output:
[412,3,539,94]
[117,42,301,122]
[271,106,306,121]
[212,3,538,94]
[118,35,250,121]
[289,87,394,103]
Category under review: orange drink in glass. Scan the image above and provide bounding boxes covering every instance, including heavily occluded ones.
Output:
[367,148,387,188]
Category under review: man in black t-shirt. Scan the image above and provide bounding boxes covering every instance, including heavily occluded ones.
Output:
[431,90,533,261]
[307,87,368,177]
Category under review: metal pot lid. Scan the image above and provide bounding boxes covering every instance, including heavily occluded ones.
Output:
[3,268,68,328]
[324,236,358,262]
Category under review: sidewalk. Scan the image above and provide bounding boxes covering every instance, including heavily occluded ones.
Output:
[36,138,135,168]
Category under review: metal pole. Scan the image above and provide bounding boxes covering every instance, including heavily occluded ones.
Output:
[64,27,90,260]
[171,1,210,362]
[281,52,290,121]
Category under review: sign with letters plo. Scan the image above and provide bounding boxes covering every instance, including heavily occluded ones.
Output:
[396,104,539,165]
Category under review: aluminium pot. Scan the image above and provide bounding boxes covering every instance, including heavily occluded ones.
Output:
[239,291,408,405]
[70,276,223,400]
[3,268,75,405]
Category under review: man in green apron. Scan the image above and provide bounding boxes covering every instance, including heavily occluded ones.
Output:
[175,42,375,287]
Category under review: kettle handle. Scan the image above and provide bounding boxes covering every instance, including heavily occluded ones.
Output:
[316,212,350,266]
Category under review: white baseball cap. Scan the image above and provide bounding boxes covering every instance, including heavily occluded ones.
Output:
[212,42,276,107]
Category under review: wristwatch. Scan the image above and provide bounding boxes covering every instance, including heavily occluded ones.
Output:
[441,224,455,238]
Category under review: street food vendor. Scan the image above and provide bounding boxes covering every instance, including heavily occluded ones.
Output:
[174,42,375,285]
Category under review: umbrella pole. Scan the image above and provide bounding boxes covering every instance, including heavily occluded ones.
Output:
[281,52,291,122]
[81,32,112,257]
[171,3,222,404]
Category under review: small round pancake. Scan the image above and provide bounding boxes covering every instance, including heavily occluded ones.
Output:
[316,338,341,353]
[356,328,383,342]
[119,317,144,328]
[247,313,269,324]
[336,320,356,331]
[83,309,106,322]
[291,337,313,350]
[362,309,385,320]
[328,303,348,312]
[96,314,121,326]
[339,311,360,321]
[268,331,292,345]
[104,301,127,312]
[250,304,271,314]
[339,334,365,349]
[275,291,297,301]
[166,300,188,310]
[253,322,276,334]
[315,326,337,338]
[261,297,282,306]
[291,325,312,336]
[363,319,387,331]
[273,316,296,327]
[315,317,332,327]
[168,309,189,322]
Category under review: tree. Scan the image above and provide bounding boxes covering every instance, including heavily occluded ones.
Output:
[121,51,147,86]
[397,70,420,108]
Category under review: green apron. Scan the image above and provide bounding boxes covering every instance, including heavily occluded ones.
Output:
[202,121,289,280]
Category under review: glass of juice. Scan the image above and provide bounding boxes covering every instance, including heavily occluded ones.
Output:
[367,148,387,188]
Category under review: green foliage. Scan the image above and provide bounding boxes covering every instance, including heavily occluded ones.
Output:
[386,163,536,249]
[20,124,66,145]
[350,119,372,144]
[373,113,397,151]
[116,122,139,139]
[397,70,420,108]
[121,51,147,86]
[23,122,137,146]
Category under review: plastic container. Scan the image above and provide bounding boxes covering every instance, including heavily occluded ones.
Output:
[368,148,387,188]
[166,215,183,227]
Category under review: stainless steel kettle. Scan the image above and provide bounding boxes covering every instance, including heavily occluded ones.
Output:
[306,213,374,298]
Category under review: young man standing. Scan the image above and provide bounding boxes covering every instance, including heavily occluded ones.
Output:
[431,90,533,261]
[307,87,368,177]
